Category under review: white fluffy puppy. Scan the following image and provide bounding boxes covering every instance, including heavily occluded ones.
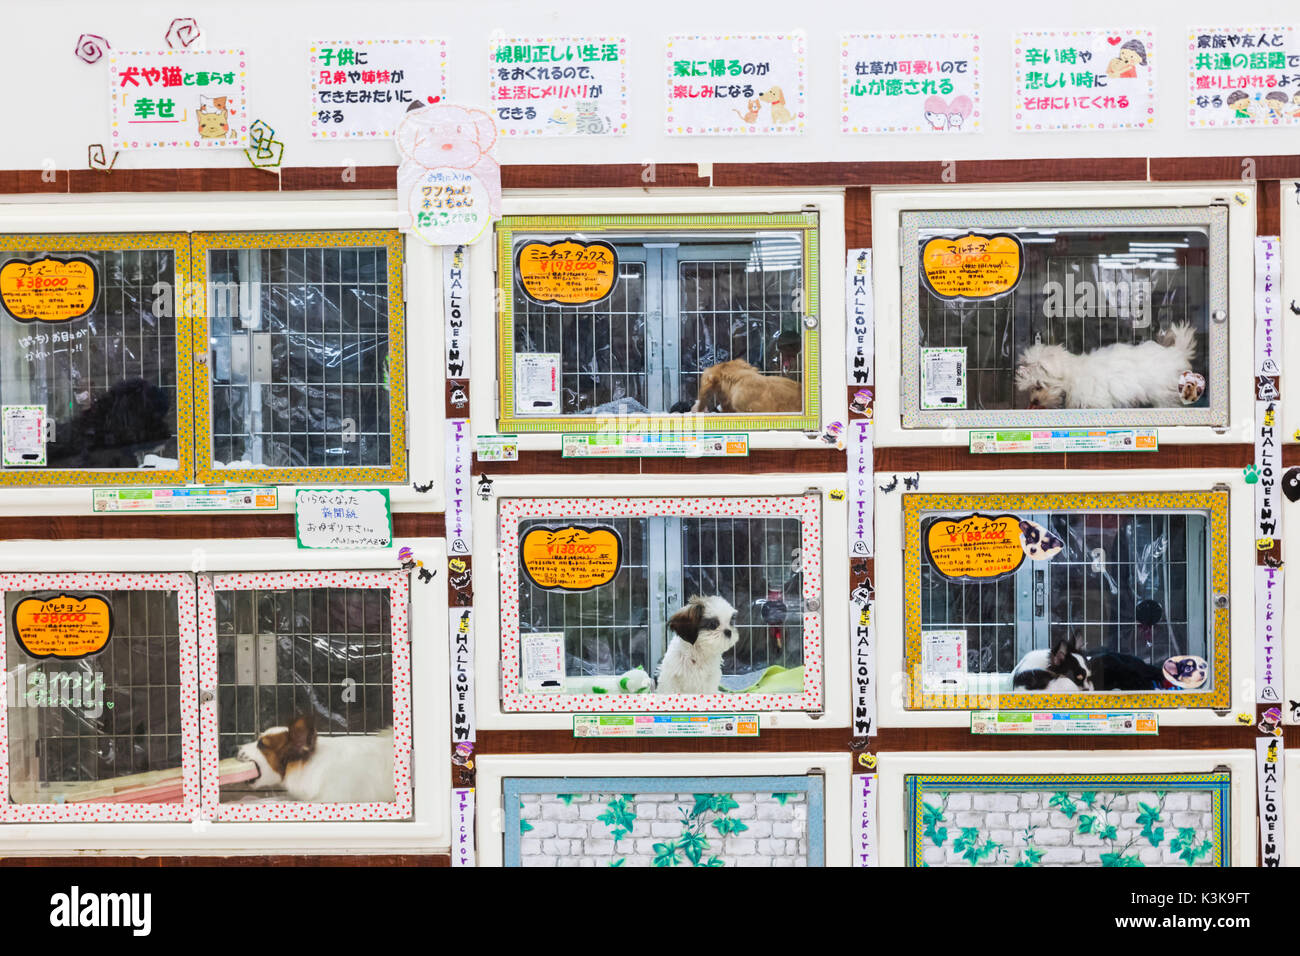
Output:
[655,595,739,695]
[1014,323,1197,409]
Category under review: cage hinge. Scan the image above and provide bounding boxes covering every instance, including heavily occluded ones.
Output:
[898,228,906,255]
[1212,764,1231,774]
[807,709,824,721]
[1211,482,1231,493]
[409,749,415,779]
[1211,425,1229,435]
[401,259,408,304]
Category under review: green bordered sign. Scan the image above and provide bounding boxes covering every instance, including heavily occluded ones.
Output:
[92,486,279,513]
[475,435,519,461]
[970,711,1159,736]
[969,428,1158,454]
[574,714,760,739]
[561,433,749,458]
[295,488,393,550]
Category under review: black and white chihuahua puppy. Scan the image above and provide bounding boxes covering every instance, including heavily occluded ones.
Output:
[1011,638,1093,692]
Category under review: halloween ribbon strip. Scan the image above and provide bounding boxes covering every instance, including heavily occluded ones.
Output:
[1256,736,1284,867]
[852,771,877,867]
[1254,237,1282,705]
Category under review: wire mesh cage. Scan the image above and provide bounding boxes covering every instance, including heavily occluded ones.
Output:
[918,510,1209,683]
[0,244,180,471]
[214,585,393,802]
[205,242,395,470]
[5,588,183,805]
[516,514,805,690]
[508,230,806,416]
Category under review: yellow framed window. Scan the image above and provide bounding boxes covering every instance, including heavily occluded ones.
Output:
[190,230,407,486]
[0,233,192,485]
[902,490,1229,711]
[495,212,820,434]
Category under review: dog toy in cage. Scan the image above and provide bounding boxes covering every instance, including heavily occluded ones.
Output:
[244,119,285,169]
[74,33,109,64]
[165,17,201,49]
[87,143,119,173]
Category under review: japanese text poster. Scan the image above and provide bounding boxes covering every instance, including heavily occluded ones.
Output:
[489,36,628,136]
[841,33,981,134]
[1187,27,1300,127]
[666,33,805,135]
[1013,30,1156,131]
[309,38,448,139]
[109,49,248,149]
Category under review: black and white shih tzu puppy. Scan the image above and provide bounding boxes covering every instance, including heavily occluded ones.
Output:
[1014,323,1199,410]
[656,595,740,694]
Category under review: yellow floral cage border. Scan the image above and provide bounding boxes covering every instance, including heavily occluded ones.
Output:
[0,233,194,487]
[494,213,822,434]
[188,229,408,486]
[906,771,1231,867]
[902,490,1231,711]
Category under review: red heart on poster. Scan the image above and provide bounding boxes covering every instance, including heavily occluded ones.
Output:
[1107,36,1122,45]
[427,95,440,103]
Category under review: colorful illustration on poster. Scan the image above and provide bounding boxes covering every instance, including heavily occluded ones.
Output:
[1013,31,1156,131]
[841,33,981,134]
[666,33,806,135]
[1187,27,1300,127]
[310,39,449,139]
[490,37,628,136]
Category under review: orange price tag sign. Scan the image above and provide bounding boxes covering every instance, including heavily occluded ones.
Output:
[0,256,99,323]
[12,593,113,659]
[921,232,1023,300]
[520,525,623,591]
[516,239,619,305]
[925,512,1025,581]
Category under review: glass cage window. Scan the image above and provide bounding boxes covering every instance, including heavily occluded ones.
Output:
[497,214,820,431]
[0,244,180,473]
[515,514,807,694]
[5,589,183,805]
[205,242,396,472]
[214,584,396,806]
[901,207,1228,427]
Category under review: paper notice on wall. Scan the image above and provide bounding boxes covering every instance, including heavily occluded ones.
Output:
[665,33,806,135]
[841,33,981,134]
[521,632,567,693]
[445,419,472,555]
[1013,30,1157,132]
[920,347,966,409]
[450,607,475,744]
[852,601,875,738]
[444,245,469,380]
[489,36,628,136]
[295,489,393,549]
[110,50,249,150]
[452,786,476,867]
[396,103,501,247]
[2,405,45,467]
[309,39,448,138]
[846,249,873,384]
[1188,27,1300,128]
[1257,737,1284,867]
[852,772,877,867]
[1255,237,1281,377]
[922,629,966,693]
[1257,566,1283,706]
[848,419,873,557]
[514,353,561,414]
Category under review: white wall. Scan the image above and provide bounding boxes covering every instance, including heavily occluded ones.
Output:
[5,0,1299,174]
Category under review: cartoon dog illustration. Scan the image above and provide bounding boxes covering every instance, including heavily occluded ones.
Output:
[759,86,794,124]
[197,96,230,139]
[396,101,501,220]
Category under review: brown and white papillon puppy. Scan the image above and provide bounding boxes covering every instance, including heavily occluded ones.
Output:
[236,713,395,803]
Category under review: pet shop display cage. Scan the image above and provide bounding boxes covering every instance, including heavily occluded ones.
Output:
[495,212,821,433]
[4,585,186,806]
[0,235,189,483]
[211,581,394,803]
[902,490,1229,711]
[896,204,1230,430]
[195,230,407,485]
[495,490,825,712]
[515,514,806,686]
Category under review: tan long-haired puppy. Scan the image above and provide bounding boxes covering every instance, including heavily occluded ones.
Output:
[691,359,801,414]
